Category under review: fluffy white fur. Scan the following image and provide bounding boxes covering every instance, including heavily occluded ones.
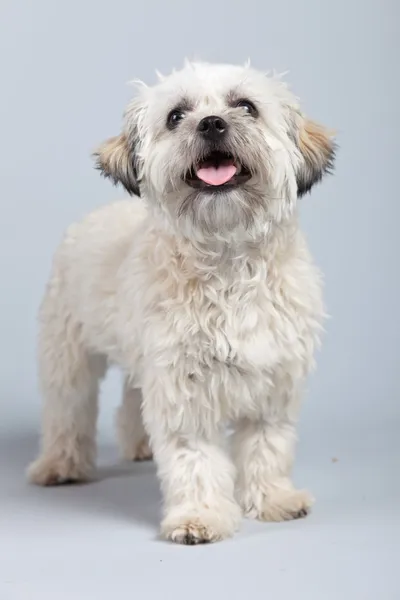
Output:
[28,61,335,545]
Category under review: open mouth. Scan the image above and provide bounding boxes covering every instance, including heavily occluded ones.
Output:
[184,151,251,190]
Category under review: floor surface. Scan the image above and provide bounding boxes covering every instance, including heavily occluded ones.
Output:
[1,417,398,600]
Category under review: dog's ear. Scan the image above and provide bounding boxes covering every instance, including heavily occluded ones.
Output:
[295,118,336,197]
[93,133,140,197]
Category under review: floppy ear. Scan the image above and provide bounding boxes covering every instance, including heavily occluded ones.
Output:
[93,133,140,197]
[296,118,336,197]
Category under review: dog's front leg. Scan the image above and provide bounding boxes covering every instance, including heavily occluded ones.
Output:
[141,368,241,545]
[232,380,313,522]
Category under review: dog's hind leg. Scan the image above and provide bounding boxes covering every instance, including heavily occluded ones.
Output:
[116,382,152,461]
[27,278,107,486]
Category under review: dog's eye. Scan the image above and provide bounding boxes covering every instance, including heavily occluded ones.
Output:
[236,100,258,117]
[167,109,185,129]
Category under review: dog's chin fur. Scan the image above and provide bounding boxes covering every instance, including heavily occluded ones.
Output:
[162,185,271,244]
[28,61,335,545]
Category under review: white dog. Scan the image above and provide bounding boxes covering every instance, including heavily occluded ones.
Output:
[28,61,335,544]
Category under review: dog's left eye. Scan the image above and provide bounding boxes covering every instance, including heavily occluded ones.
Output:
[236,100,258,117]
[167,109,185,129]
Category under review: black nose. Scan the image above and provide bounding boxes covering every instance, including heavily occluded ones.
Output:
[197,115,227,140]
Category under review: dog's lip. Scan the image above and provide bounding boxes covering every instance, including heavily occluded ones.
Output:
[184,151,251,190]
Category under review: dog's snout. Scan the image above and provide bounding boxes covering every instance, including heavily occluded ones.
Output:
[197,115,227,140]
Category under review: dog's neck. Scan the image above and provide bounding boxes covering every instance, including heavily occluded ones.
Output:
[147,206,298,278]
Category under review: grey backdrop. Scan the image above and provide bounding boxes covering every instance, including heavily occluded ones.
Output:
[0,1,398,599]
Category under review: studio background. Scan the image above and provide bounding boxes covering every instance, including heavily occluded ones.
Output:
[0,1,398,599]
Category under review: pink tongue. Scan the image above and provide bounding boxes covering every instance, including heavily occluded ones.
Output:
[196,164,237,186]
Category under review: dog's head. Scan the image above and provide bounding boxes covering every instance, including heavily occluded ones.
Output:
[95,61,335,240]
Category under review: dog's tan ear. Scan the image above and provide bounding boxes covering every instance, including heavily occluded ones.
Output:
[296,119,336,197]
[93,134,140,197]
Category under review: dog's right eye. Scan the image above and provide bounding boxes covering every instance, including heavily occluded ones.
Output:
[167,109,185,130]
[235,99,258,117]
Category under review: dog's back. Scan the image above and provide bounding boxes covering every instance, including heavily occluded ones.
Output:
[40,199,147,360]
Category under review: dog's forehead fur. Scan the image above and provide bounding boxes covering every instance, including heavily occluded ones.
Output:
[126,62,299,133]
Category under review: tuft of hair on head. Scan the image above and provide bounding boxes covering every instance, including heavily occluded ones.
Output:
[127,78,148,91]
[155,69,165,82]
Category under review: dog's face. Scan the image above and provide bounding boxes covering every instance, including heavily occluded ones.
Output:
[95,62,335,240]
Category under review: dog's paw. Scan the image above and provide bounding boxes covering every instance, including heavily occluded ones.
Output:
[123,436,153,462]
[133,437,153,461]
[165,521,220,545]
[161,503,241,545]
[243,488,314,522]
[27,454,92,486]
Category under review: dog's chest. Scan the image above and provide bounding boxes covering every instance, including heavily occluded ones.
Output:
[170,274,309,372]
[137,237,323,381]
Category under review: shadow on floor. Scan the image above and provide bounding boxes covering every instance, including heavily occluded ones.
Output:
[0,430,162,531]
